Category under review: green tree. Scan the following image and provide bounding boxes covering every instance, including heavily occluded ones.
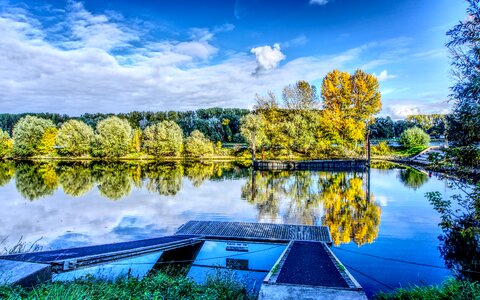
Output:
[143,121,183,157]
[0,130,13,158]
[184,130,213,157]
[446,0,480,145]
[399,127,430,148]
[13,116,55,157]
[92,117,132,158]
[240,114,266,160]
[56,120,94,156]
[37,127,58,155]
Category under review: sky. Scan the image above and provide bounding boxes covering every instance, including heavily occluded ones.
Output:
[0,0,467,118]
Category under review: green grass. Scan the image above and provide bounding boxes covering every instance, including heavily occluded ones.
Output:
[0,271,255,300]
[375,278,480,300]
[391,145,428,157]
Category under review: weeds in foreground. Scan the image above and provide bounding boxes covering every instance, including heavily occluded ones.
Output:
[0,271,255,300]
[375,278,480,300]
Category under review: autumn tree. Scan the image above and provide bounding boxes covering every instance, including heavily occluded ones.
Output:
[56,120,95,156]
[321,69,381,151]
[37,127,58,155]
[13,116,55,157]
[143,121,183,157]
[0,130,13,158]
[92,117,132,158]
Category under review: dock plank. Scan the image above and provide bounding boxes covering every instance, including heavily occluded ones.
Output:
[175,221,332,243]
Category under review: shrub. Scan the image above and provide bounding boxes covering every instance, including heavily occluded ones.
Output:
[371,141,391,155]
[56,120,94,156]
[13,116,55,157]
[143,121,183,157]
[399,127,430,148]
[91,117,132,158]
[184,130,213,157]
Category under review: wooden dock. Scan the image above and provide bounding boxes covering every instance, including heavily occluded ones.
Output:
[175,220,333,244]
[253,159,367,171]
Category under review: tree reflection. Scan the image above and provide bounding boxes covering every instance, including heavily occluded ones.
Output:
[93,163,132,200]
[0,161,14,187]
[398,167,429,190]
[242,170,381,246]
[58,163,94,197]
[427,180,480,281]
[241,170,283,222]
[184,162,215,187]
[144,163,183,196]
[320,173,380,246]
[15,162,58,201]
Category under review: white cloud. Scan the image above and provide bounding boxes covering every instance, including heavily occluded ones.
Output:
[0,2,444,115]
[250,43,286,75]
[374,70,396,82]
[310,0,329,5]
[283,35,308,48]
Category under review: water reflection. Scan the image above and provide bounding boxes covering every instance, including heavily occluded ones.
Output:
[242,170,380,246]
[398,168,429,190]
[5,161,249,201]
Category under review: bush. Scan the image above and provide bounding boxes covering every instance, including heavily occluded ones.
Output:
[399,127,430,148]
[56,120,94,156]
[184,130,213,157]
[371,141,391,155]
[91,117,132,158]
[143,121,183,157]
[13,116,55,157]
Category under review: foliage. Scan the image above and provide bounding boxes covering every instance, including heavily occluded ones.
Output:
[91,117,132,158]
[375,278,480,300]
[94,163,132,200]
[371,141,391,155]
[240,114,266,158]
[0,130,13,158]
[184,130,214,157]
[130,128,142,153]
[446,0,480,146]
[14,162,57,201]
[143,121,183,157]
[36,127,58,156]
[56,120,94,156]
[426,180,480,281]
[322,69,381,124]
[399,127,430,148]
[12,116,55,157]
[0,271,254,300]
[282,80,319,109]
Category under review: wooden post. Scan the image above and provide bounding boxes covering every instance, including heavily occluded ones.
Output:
[366,129,371,167]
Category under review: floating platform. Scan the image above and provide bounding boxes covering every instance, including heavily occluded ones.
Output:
[253,159,367,171]
[260,241,366,300]
[175,220,333,245]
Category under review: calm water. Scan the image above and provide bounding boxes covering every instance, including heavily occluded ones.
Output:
[0,160,453,297]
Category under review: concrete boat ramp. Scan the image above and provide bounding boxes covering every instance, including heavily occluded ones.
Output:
[0,221,366,299]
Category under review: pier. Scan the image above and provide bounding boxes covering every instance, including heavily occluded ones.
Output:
[0,220,366,299]
[253,159,367,171]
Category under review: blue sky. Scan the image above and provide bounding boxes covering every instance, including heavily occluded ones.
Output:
[0,0,466,118]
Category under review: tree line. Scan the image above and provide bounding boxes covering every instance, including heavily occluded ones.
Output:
[0,108,250,144]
